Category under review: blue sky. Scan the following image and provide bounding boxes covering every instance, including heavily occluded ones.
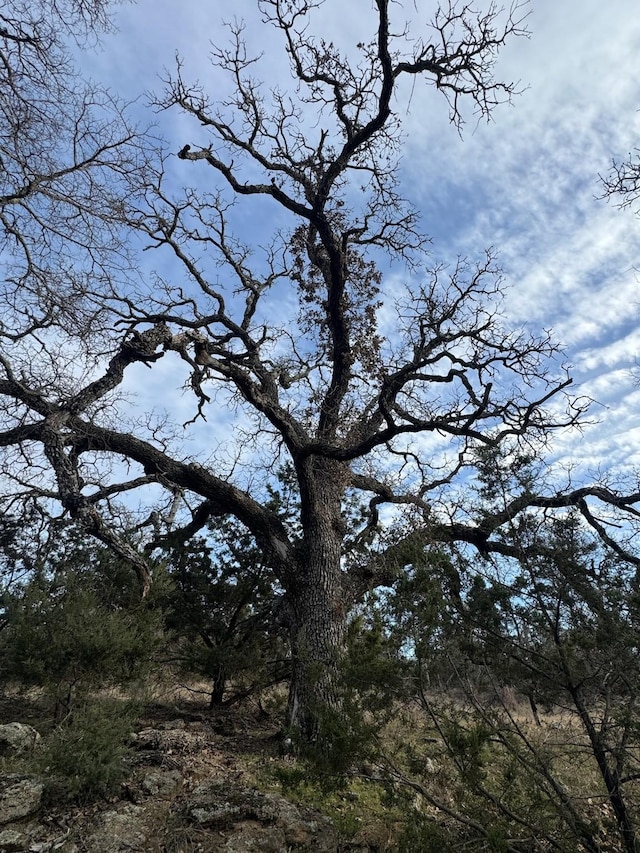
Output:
[77,0,640,485]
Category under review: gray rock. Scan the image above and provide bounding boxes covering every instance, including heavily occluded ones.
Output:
[157,719,185,730]
[140,769,182,797]
[83,804,147,853]
[222,823,286,852]
[0,776,43,825]
[187,780,275,828]
[132,727,205,753]
[186,780,339,851]
[0,725,41,758]
[0,827,29,852]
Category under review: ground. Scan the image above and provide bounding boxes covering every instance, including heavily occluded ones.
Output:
[0,685,398,853]
[1,682,630,852]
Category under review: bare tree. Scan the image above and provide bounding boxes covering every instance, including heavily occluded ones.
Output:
[0,0,152,334]
[603,148,640,211]
[1,0,639,743]
[0,0,160,584]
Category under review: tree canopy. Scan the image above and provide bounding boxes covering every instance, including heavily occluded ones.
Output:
[1,0,640,740]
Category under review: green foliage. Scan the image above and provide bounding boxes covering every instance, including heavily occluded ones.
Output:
[398,816,458,853]
[292,700,378,786]
[285,607,417,783]
[160,515,288,706]
[370,447,640,851]
[0,531,165,718]
[344,605,414,712]
[287,551,463,783]
[268,761,395,842]
[368,546,471,689]
[271,764,309,791]
[441,717,491,787]
[0,513,38,596]
[41,699,137,803]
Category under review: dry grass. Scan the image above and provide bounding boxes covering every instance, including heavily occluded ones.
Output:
[2,679,639,851]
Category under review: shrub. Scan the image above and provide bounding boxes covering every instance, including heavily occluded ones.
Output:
[41,699,137,803]
[0,550,165,720]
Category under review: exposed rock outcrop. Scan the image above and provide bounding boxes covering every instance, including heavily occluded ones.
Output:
[0,714,352,852]
[0,774,43,824]
[185,779,340,852]
[0,724,41,758]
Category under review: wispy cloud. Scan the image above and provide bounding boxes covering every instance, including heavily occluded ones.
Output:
[82,0,640,484]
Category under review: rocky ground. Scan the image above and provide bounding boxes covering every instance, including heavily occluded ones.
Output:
[0,693,388,853]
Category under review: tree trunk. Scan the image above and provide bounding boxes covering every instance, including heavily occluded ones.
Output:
[209,664,226,708]
[569,683,637,853]
[286,577,346,743]
[285,465,348,745]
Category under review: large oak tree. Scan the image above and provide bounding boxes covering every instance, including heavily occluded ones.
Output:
[2,0,640,741]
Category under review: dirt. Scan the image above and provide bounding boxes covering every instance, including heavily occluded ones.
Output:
[0,691,382,853]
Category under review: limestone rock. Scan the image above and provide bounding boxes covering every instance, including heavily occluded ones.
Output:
[83,804,147,853]
[140,769,182,797]
[132,727,205,754]
[0,725,41,758]
[0,775,43,825]
[185,779,339,851]
[0,827,29,852]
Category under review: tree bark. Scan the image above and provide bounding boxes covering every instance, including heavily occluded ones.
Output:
[209,664,226,708]
[285,461,348,743]
[285,565,346,742]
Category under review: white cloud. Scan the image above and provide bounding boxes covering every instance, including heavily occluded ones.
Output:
[76,0,640,486]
